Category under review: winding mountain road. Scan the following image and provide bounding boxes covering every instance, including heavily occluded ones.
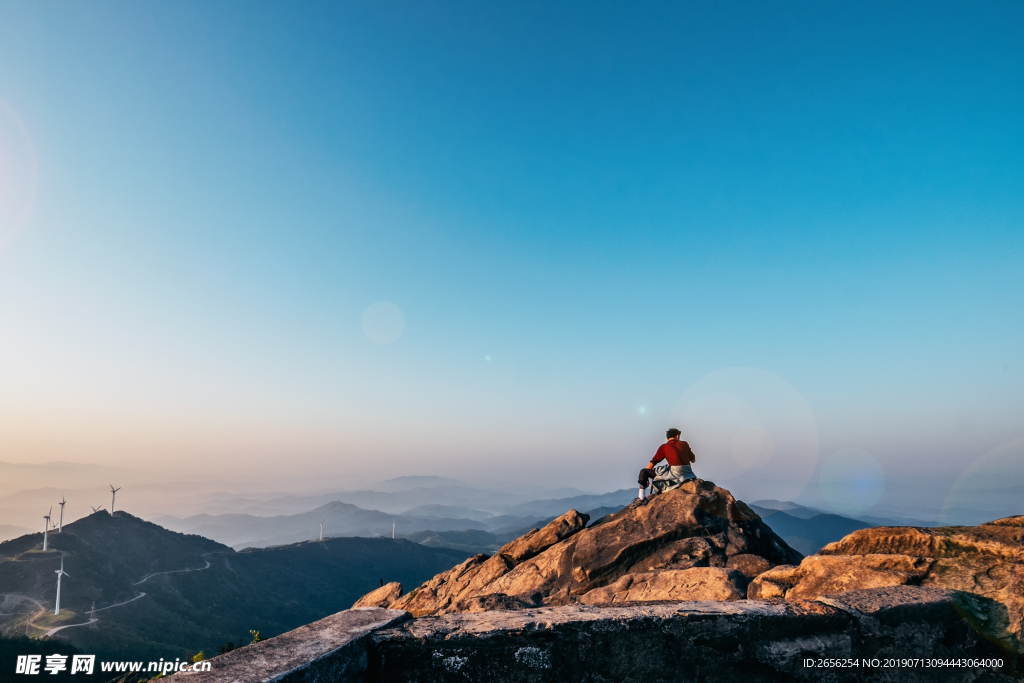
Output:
[3,556,214,638]
[41,591,150,636]
[43,617,98,637]
[133,559,211,585]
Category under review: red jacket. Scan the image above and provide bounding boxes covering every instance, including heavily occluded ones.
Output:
[652,439,695,467]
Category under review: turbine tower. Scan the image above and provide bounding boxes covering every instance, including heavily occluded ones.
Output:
[58,495,67,533]
[54,557,69,615]
[43,507,52,551]
[109,485,121,514]
[318,520,325,541]
[392,520,395,539]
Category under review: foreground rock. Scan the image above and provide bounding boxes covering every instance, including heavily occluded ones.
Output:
[371,480,802,616]
[173,588,1015,682]
[749,554,935,600]
[168,607,409,683]
[749,515,1024,651]
[370,587,1014,682]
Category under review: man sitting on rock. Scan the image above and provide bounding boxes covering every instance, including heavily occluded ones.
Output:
[630,428,696,508]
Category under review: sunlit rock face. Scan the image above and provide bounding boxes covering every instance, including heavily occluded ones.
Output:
[356,480,802,615]
[577,567,746,604]
[749,516,1024,649]
[353,582,404,609]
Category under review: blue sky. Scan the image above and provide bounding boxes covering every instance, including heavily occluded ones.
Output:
[0,2,1021,517]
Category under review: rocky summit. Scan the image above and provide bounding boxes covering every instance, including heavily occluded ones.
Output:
[355,479,803,615]
[355,483,1023,657]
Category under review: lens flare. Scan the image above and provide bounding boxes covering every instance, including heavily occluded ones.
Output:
[669,367,818,502]
[819,448,885,517]
[940,438,1024,526]
[361,301,405,344]
[0,101,38,250]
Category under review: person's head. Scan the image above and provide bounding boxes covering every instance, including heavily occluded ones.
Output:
[666,428,681,440]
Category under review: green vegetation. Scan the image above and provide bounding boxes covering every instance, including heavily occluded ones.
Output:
[0,510,469,665]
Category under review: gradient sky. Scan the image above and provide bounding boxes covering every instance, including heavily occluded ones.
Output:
[0,2,1021,517]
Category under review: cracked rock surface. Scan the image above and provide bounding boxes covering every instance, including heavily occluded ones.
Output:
[749,516,1024,647]
[369,587,1015,682]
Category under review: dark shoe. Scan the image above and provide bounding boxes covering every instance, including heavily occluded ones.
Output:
[626,498,648,510]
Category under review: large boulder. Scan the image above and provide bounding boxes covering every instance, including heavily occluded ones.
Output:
[578,567,746,604]
[356,480,802,616]
[571,480,800,592]
[748,516,1023,649]
[499,509,590,563]
[389,510,590,617]
[726,553,772,579]
[389,554,490,616]
[748,554,934,599]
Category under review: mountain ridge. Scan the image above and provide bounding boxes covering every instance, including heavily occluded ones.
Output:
[0,510,473,664]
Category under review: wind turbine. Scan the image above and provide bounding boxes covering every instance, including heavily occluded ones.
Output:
[318,520,325,541]
[109,485,121,514]
[392,520,395,539]
[54,557,69,615]
[91,506,103,513]
[58,495,67,533]
[43,507,52,551]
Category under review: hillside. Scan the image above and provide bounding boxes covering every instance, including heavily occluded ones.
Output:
[0,511,470,664]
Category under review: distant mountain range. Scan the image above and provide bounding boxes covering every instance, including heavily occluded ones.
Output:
[146,488,879,557]
[153,488,640,550]
[0,474,595,531]
[0,461,157,497]
[154,500,499,549]
[748,502,873,556]
[0,525,31,543]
